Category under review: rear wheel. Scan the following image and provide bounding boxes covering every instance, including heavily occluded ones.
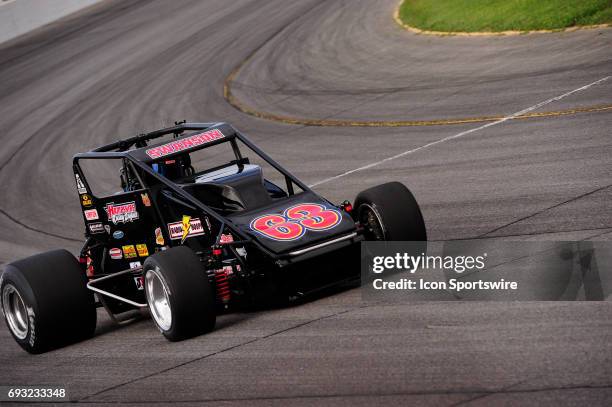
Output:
[355,182,426,241]
[143,246,215,341]
[1,250,97,354]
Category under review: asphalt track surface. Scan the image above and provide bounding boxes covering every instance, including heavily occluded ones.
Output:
[0,0,611,405]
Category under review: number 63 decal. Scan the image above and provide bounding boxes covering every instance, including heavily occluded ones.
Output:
[250,203,342,241]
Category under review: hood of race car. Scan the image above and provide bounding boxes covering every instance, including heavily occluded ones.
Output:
[227,192,356,255]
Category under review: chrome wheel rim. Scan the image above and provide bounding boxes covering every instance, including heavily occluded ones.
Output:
[2,284,29,340]
[359,204,386,241]
[145,268,172,331]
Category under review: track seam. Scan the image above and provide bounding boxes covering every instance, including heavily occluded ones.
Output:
[448,378,534,407]
[428,226,612,242]
[478,183,612,238]
[0,208,81,242]
[78,306,358,402]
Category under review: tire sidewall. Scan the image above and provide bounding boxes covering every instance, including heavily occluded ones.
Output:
[143,247,215,341]
[355,182,427,242]
[1,268,43,353]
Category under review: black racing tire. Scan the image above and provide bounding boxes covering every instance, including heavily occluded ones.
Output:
[355,182,427,241]
[143,246,215,341]
[1,250,97,354]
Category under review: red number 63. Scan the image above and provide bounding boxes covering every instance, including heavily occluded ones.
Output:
[250,203,342,241]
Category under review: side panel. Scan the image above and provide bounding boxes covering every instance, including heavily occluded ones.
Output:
[80,188,160,279]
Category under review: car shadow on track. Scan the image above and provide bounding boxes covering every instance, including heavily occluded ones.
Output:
[90,279,359,341]
[244,279,360,312]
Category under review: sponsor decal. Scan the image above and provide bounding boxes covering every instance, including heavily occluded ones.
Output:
[136,244,149,257]
[168,215,205,243]
[134,276,144,290]
[145,129,225,159]
[75,173,87,194]
[250,203,342,241]
[26,306,36,347]
[155,227,165,245]
[220,233,234,243]
[122,245,137,259]
[89,222,105,234]
[218,265,234,276]
[216,265,241,277]
[141,193,151,207]
[81,194,92,207]
[104,224,111,234]
[112,230,125,240]
[129,261,141,269]
[109,248,122,259]
[84,209,99,221]
[221,231,246,257]
[105,201,139,224]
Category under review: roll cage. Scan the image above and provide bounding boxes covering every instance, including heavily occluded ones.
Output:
[72,122,349,262]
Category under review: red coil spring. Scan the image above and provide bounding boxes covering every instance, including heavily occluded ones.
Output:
[215,268,231,303]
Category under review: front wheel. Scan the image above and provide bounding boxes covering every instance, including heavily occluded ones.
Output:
[355,182,426,241]
[143,246,215,341]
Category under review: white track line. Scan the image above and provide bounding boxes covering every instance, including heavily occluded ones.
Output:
[309,76,610,188]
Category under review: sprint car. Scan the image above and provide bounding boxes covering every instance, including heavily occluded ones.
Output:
[1,121,426,353]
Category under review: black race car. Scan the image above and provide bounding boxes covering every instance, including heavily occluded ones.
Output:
[0,122,426,353]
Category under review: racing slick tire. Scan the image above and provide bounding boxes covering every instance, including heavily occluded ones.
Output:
[143,246,215,341]
[1,250,97,354]
[355,182,427,241]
